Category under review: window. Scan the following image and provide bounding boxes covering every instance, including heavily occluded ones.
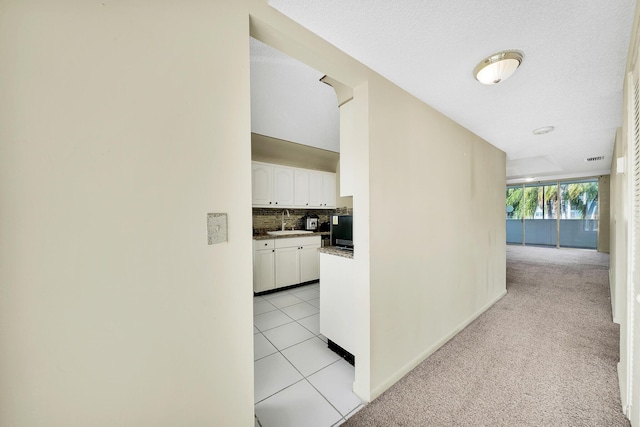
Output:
[506,179,598,249]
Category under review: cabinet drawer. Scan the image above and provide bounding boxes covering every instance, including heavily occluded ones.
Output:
[275,235,321,249]
[254,239,275,250]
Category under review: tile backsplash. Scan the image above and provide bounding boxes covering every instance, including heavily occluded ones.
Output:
[253,208,332,234]
[335,207,353,215]
[252,208,336,235]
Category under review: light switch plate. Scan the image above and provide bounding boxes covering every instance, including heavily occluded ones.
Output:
[207,213,227,245]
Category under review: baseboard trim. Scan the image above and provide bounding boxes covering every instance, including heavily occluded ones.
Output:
[352,381,370,403]
[609,269,620,324]
[617,362,630,416]
[369,289,508,401]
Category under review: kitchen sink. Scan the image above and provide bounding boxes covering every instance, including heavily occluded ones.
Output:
[267,230,314,236]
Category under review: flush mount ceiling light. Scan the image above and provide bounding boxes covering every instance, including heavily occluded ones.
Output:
[474,50,524,85]
[532,126,555,135]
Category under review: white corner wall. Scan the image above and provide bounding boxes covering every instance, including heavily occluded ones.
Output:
[250,0,506,402]
[610,128,626,325]
[0,1,254,425]
[367,75,507,397]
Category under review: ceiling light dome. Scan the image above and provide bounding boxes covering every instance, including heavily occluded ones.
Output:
[474,50,524,85]
[532,126,555,135]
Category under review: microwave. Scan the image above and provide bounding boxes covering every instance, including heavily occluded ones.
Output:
[330,215,353,249]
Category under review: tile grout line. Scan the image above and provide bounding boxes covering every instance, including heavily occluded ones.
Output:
[254,304,320,334]
[254,377,308,405]
[302,359,352,422]
[257,328,346,421]
[254,313,325,403]
[303,377,346,425]
[255,284,348,425]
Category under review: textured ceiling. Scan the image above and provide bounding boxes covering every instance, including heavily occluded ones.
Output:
[260,0,636,183]
[250,38,340,152]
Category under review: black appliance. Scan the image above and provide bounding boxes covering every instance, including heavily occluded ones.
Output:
[330,215,353,249]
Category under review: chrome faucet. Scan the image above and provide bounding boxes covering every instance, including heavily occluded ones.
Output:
[281,209,290,231]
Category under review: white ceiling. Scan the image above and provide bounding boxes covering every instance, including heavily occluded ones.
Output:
[253,0,636,183]
[250,38,340,152]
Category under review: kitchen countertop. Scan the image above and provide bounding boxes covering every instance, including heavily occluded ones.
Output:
[318,246,354,259]
[253,231,330,240]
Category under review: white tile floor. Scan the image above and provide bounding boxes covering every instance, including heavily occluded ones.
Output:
[254,283,364,427]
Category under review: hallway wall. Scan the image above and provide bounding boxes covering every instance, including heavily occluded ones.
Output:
[598,175,611,253]
[367,74,506,396]
[0,1,254,425]
[609,0,640,422]
[1,0,508,423]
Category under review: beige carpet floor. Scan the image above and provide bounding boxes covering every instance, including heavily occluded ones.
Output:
[344,245,629,427]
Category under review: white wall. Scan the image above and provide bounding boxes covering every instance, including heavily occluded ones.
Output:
[367,74,507,396]
[250,38,340,152]
[1,1,509,423]
[598,175,611,253]
[0,1,254,425]
[610,129,626,324]
[338,82,372,399]
[610,0,639,420]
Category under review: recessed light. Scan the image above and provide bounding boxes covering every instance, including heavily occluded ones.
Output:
[474,50,524,85]
[532,126,554,135]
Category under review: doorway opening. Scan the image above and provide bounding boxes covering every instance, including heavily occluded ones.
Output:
[248,35,363,426]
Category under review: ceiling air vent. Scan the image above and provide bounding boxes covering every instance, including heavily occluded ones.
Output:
[585,156,605,162]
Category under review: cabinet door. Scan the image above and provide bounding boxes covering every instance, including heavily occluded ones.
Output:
[299,244,321,283]
[273,166,294,207]
[252,163,273,206]
[275,246,300,287]
[254,249,275,292]
[308,171,323,207]
[322,173,336,208]
[294,169,310,207]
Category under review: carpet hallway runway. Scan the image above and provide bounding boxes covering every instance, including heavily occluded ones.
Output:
[345,245,629,427]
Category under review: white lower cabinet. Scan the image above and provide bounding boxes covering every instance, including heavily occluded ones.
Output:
[275,246,300,288]
[299,243,321,282]
[253,236,321,293]
[319,253,355,355]
[253,240,275,293]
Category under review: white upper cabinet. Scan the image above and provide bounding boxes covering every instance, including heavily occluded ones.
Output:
[309,171,336,208]
[272,166,294,206]
[294,170,310,207]
[252,161,336,209]
[252,163,273,206]
[308,171,323,207]
[322,173,336,208]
